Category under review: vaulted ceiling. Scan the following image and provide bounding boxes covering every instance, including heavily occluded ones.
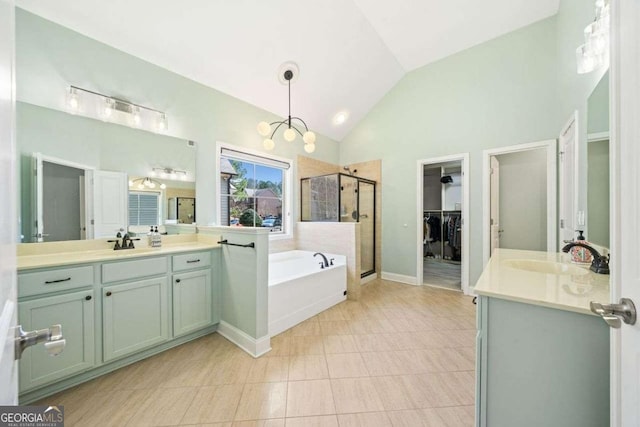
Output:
[16,0,559,141]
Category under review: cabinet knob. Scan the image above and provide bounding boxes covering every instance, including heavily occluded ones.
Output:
[85,295,92,301]
[106,291,112,297]
[176,279,181,283]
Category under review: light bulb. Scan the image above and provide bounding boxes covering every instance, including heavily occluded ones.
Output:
[160,183,167,190]
[103,98,114,118]
[148,182,156,189]
[128,180,134,187]
[304,143,316,153]
[144,179,152,187]
[67,88,79,112]
[137,183,145,189]
[576,44,595,74]
[303,131,316,145]
[157,113,168,133]
[263,138,275,150]
[257,121,271,136]
[132,107,141,127]
[333,111,349,125]
[283,128,296,142]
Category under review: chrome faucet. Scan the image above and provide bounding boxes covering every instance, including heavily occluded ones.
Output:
[561,242,610,275]
[314,252,330,268]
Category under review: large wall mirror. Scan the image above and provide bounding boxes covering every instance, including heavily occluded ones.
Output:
[586,70,609,248]
[18,103,196,243]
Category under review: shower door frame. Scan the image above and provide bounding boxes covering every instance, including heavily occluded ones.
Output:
[299,173,376,278]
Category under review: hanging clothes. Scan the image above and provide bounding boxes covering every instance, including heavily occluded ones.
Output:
[426,215,441,242]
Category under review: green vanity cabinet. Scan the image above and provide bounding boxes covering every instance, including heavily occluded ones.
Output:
[172,251,215,337]
[18,289,95,392]
[172,269,212,337]
[476,296,610,427]
[102,276,170,362]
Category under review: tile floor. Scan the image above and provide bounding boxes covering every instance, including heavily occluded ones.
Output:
[36,279,477,426]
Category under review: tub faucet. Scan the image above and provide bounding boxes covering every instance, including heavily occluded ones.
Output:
[314,252,330,268]
[561,242,610,275]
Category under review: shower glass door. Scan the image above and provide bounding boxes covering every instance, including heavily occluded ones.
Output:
[358,181,375,276]
[340,176,358,222]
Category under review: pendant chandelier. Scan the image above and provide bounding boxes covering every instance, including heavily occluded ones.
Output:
[257,65,316,153]
[576,0,610,74]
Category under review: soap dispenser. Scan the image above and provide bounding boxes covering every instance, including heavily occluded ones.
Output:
[570,230,593,264]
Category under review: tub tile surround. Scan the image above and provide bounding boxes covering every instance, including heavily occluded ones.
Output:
[34,279,476,426]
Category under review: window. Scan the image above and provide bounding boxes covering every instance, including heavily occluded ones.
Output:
[129,191,160,226]
[219,146,291,234]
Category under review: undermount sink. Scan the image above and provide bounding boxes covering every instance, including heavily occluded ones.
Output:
[503,259,589,276]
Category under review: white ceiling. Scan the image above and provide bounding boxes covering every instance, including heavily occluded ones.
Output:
[15,0,559,141]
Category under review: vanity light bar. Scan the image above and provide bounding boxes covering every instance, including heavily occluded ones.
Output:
[65,85,169,134]
[150,167,189,181]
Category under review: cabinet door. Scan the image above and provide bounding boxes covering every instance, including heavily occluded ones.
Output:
[103,277,169,362]
[19,290,95,392]
[173,269,212,337]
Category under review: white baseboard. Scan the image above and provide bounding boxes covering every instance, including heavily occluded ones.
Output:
[381,271,418,286]
[217,321,271,358]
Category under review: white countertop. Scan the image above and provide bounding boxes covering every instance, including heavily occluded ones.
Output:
[474,248,610,316]
[17,234,221,271]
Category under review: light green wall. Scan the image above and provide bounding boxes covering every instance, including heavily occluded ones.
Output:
[587,139,609,247]
[340,17,560,283]
[587,71,609,135]
[16,9,340,228]
[340,0,606,285]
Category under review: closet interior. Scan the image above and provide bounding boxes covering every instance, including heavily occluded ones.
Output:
[423,163,463,290]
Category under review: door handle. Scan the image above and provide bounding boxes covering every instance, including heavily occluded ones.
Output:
[15,324,66,359]
[590,298,637,328]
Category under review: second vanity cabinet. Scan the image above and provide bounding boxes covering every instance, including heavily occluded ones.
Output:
[101,256,170,362]
[17,247,220,399]
[172,251,213,337]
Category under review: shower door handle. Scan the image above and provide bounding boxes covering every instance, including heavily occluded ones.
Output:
[359,214,369,219]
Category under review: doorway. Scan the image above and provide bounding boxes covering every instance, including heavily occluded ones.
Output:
[416,154,470,294]
[482,140,557,265]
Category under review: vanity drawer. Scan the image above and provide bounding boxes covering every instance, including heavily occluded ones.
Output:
[102,257,168,284]
[172,251,211,272]
[19,265,94,297]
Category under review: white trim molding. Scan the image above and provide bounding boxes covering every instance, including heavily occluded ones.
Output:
[381,272,418,286]
[482,140,557,267]
[217,321,271,358]
[416,153,471,295]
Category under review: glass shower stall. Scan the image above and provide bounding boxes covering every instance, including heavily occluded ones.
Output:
[300,173,376,278]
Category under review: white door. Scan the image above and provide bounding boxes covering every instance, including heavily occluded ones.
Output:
[610,0,640,424]
[489,156,500,255]
[558,113,578,247]
[0,0,18,404]
[88,170,128,238]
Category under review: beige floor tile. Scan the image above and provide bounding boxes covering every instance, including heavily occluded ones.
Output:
[361,351,411,376]
[232,420,285,427]
[386,409,447,427]
[32,281,476,427]
[284,415,339,426]
[330,378,385,414]
[72,389,150,427]
[234,382,287,421]
[289,319,322,336]
[370,376,416,411]
[181,384,244,424]
[246,357,290,383]
[353,334,396,352]
[337,412,392,427]
[288,355,329,381]
[319,320,352,336]
[322,335,359,354]
[289,335,325,355]
[126,386,198,426]
[325,353,369,378]
[267,335,292,357]
[285,379,335,417]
